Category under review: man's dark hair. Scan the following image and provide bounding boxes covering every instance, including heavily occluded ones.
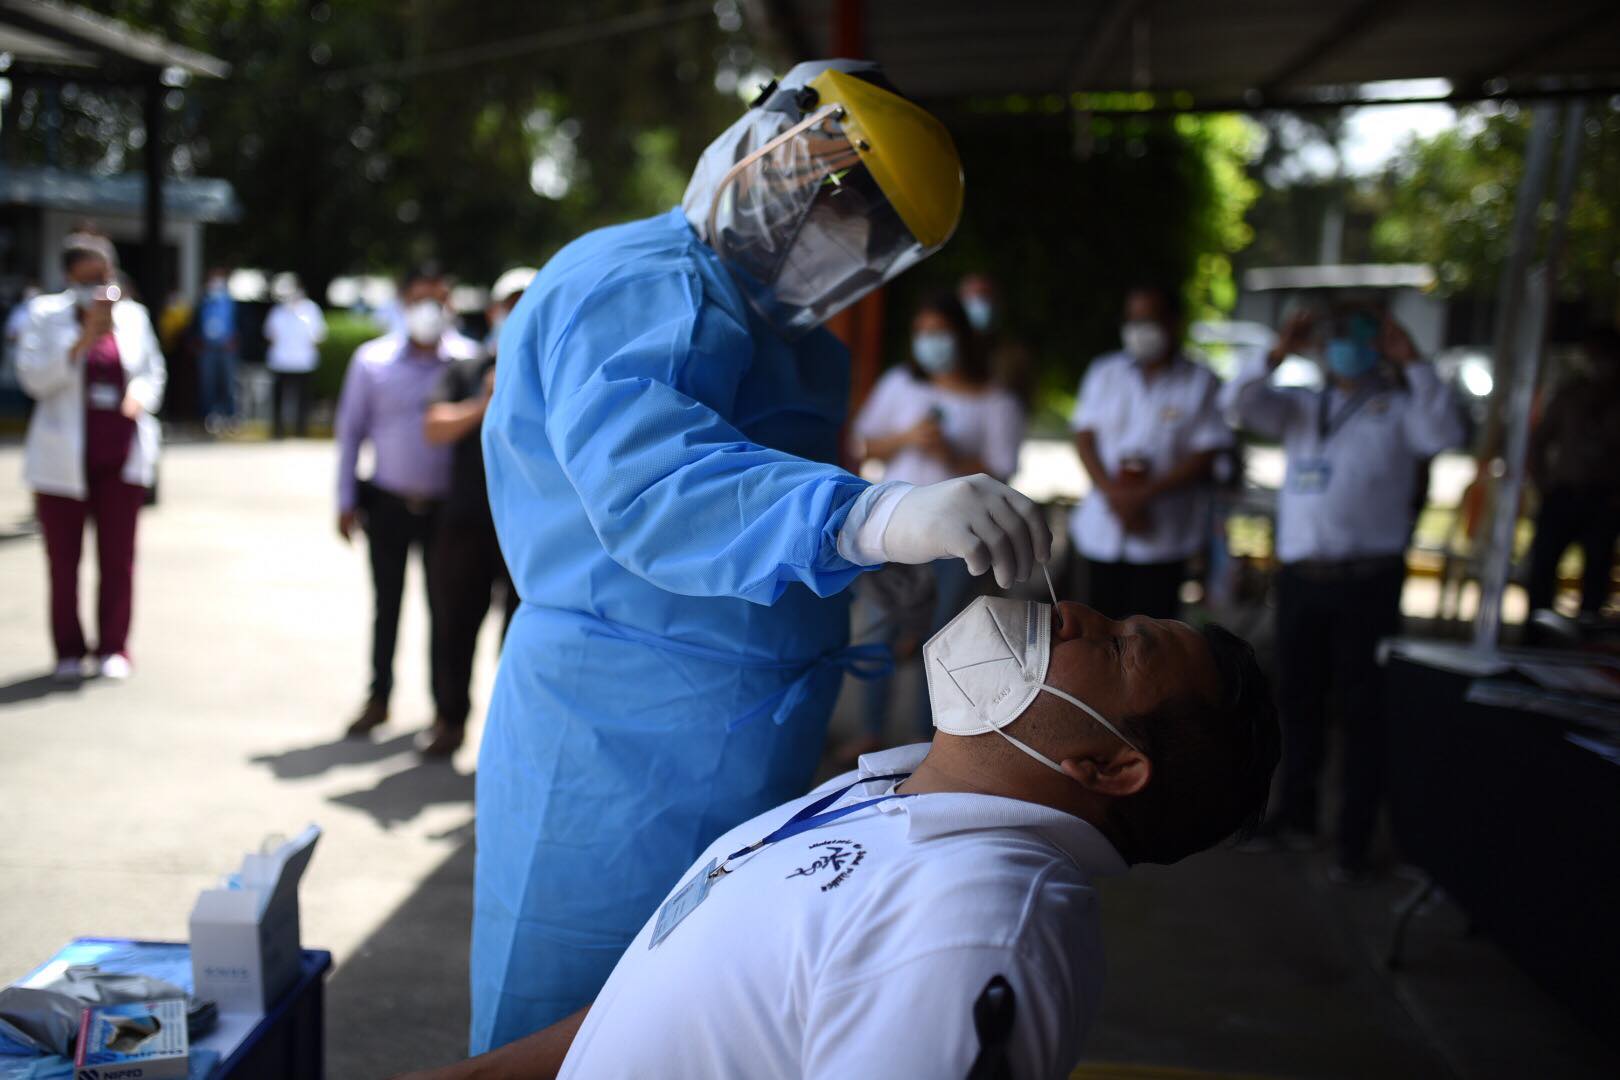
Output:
[904,291,989,384]
[1125,282,1184,324]
[1107,623,1280,865]
[401,261,445,292]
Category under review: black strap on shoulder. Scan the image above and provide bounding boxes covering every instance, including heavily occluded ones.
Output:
[965,974,1017,1080]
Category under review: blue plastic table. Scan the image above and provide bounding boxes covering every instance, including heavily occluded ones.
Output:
[5,938,331,1079]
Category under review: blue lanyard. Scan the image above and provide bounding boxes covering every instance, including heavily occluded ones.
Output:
[709,773,913,879]
[1316,383,1380,442]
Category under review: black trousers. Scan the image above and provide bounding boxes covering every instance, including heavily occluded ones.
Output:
[430,515,518,729]
[271,371,312,438]
[1273,558,1405,866]
[1526,487,1620,616]
[1076,557,1185,620]
[364,487,445,710]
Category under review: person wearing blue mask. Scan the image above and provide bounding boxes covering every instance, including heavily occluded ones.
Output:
[845,293,1026,758]
[196,267,238,434]
[957,272,997,335]
[473,59,1054,1052]
[1219,305,1466,882]
[960,271,1038,410]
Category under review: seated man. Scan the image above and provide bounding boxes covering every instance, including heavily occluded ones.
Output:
[409,596,1278,1080]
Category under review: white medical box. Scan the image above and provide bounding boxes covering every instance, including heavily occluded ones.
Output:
[188,825,320,1014]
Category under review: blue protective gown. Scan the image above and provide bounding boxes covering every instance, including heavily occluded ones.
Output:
[472,208,879,1051]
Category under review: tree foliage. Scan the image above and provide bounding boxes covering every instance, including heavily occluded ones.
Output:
[26,0,760,294]
[886,106,1260,410]
[1234,111,1362,271]
[13,1,1263,394]
[1370,102,1620,316]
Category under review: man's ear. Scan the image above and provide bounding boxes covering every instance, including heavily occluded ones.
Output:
[1060,749,1150,798]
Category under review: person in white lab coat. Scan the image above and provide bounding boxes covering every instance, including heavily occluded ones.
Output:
[1068,285,1233,619]
[17,229,166,682]
[1220,305,1466,880]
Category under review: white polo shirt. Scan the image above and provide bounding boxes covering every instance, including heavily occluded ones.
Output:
[1219,353,1466,564]
[853,366,1027,485]
[558,743,1125,1080]
[263,298,328,374]
[1069,351,1233,563]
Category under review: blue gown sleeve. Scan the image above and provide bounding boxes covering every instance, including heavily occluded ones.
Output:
[539,267,869,605]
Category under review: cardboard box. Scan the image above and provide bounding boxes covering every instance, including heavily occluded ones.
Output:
[74,997,188,1079]
[189,825,320,1014]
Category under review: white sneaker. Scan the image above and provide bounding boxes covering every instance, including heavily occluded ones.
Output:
[52,658,84,684]
[98,654,133,680]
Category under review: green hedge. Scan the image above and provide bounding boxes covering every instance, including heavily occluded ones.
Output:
[313,311,386,402]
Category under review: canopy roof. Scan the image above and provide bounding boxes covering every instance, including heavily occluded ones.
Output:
[757,0,1620,107]
[0,0,228,80]
[0,165,239,222]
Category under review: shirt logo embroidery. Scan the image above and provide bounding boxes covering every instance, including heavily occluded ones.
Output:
[1159,405,1182,422]
[786,839,866,891]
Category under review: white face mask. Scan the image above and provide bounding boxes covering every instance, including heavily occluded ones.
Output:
[961,295,993,333]
[922,595,1143,775]
[1121,321,1169,364]
[404,300,448,346]
[912,330,957,375]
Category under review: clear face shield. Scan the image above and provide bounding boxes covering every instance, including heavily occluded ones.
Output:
[705,103,946,338]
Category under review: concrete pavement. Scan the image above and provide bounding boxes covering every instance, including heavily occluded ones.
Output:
[0,439,487,1076]
[1,439,1614,1078]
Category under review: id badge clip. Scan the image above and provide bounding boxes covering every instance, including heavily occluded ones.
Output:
[1290,460,1332,494]
[649,858,717,949]
[87,383,123,411]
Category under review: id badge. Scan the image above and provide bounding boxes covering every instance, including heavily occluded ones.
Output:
[649,858,717,949]
[87,383,122,411]
[1290,460,1333,494]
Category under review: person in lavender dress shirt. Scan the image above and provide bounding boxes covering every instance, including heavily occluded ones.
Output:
[335,264,481,742]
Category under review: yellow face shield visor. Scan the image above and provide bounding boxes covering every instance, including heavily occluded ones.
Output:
[705,69,964,337]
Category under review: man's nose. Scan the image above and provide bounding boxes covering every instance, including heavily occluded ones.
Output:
[1053,601,1112,641]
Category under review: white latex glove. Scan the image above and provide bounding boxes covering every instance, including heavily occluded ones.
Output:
[879,474,1053,589]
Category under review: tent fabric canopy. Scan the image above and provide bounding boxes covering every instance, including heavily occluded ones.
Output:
[0,165,240,223]
[0,0,228,80]
[758,0,1620,106]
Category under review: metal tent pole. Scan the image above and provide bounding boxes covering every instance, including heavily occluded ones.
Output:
[1472,102,1585,647]
[141,68,166,307]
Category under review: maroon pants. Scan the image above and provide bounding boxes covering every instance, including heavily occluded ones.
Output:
[36,470,145,662]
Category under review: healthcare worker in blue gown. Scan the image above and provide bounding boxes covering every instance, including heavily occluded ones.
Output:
[472,59,1054,1052]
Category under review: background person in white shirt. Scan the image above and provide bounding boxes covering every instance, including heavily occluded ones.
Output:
[402,599,1279,1080]
[1069,285,1233,620]
[1220,305,1465,881]
[263,272,328,439]
[847,293,1026,750]
[960,270,1038,415]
